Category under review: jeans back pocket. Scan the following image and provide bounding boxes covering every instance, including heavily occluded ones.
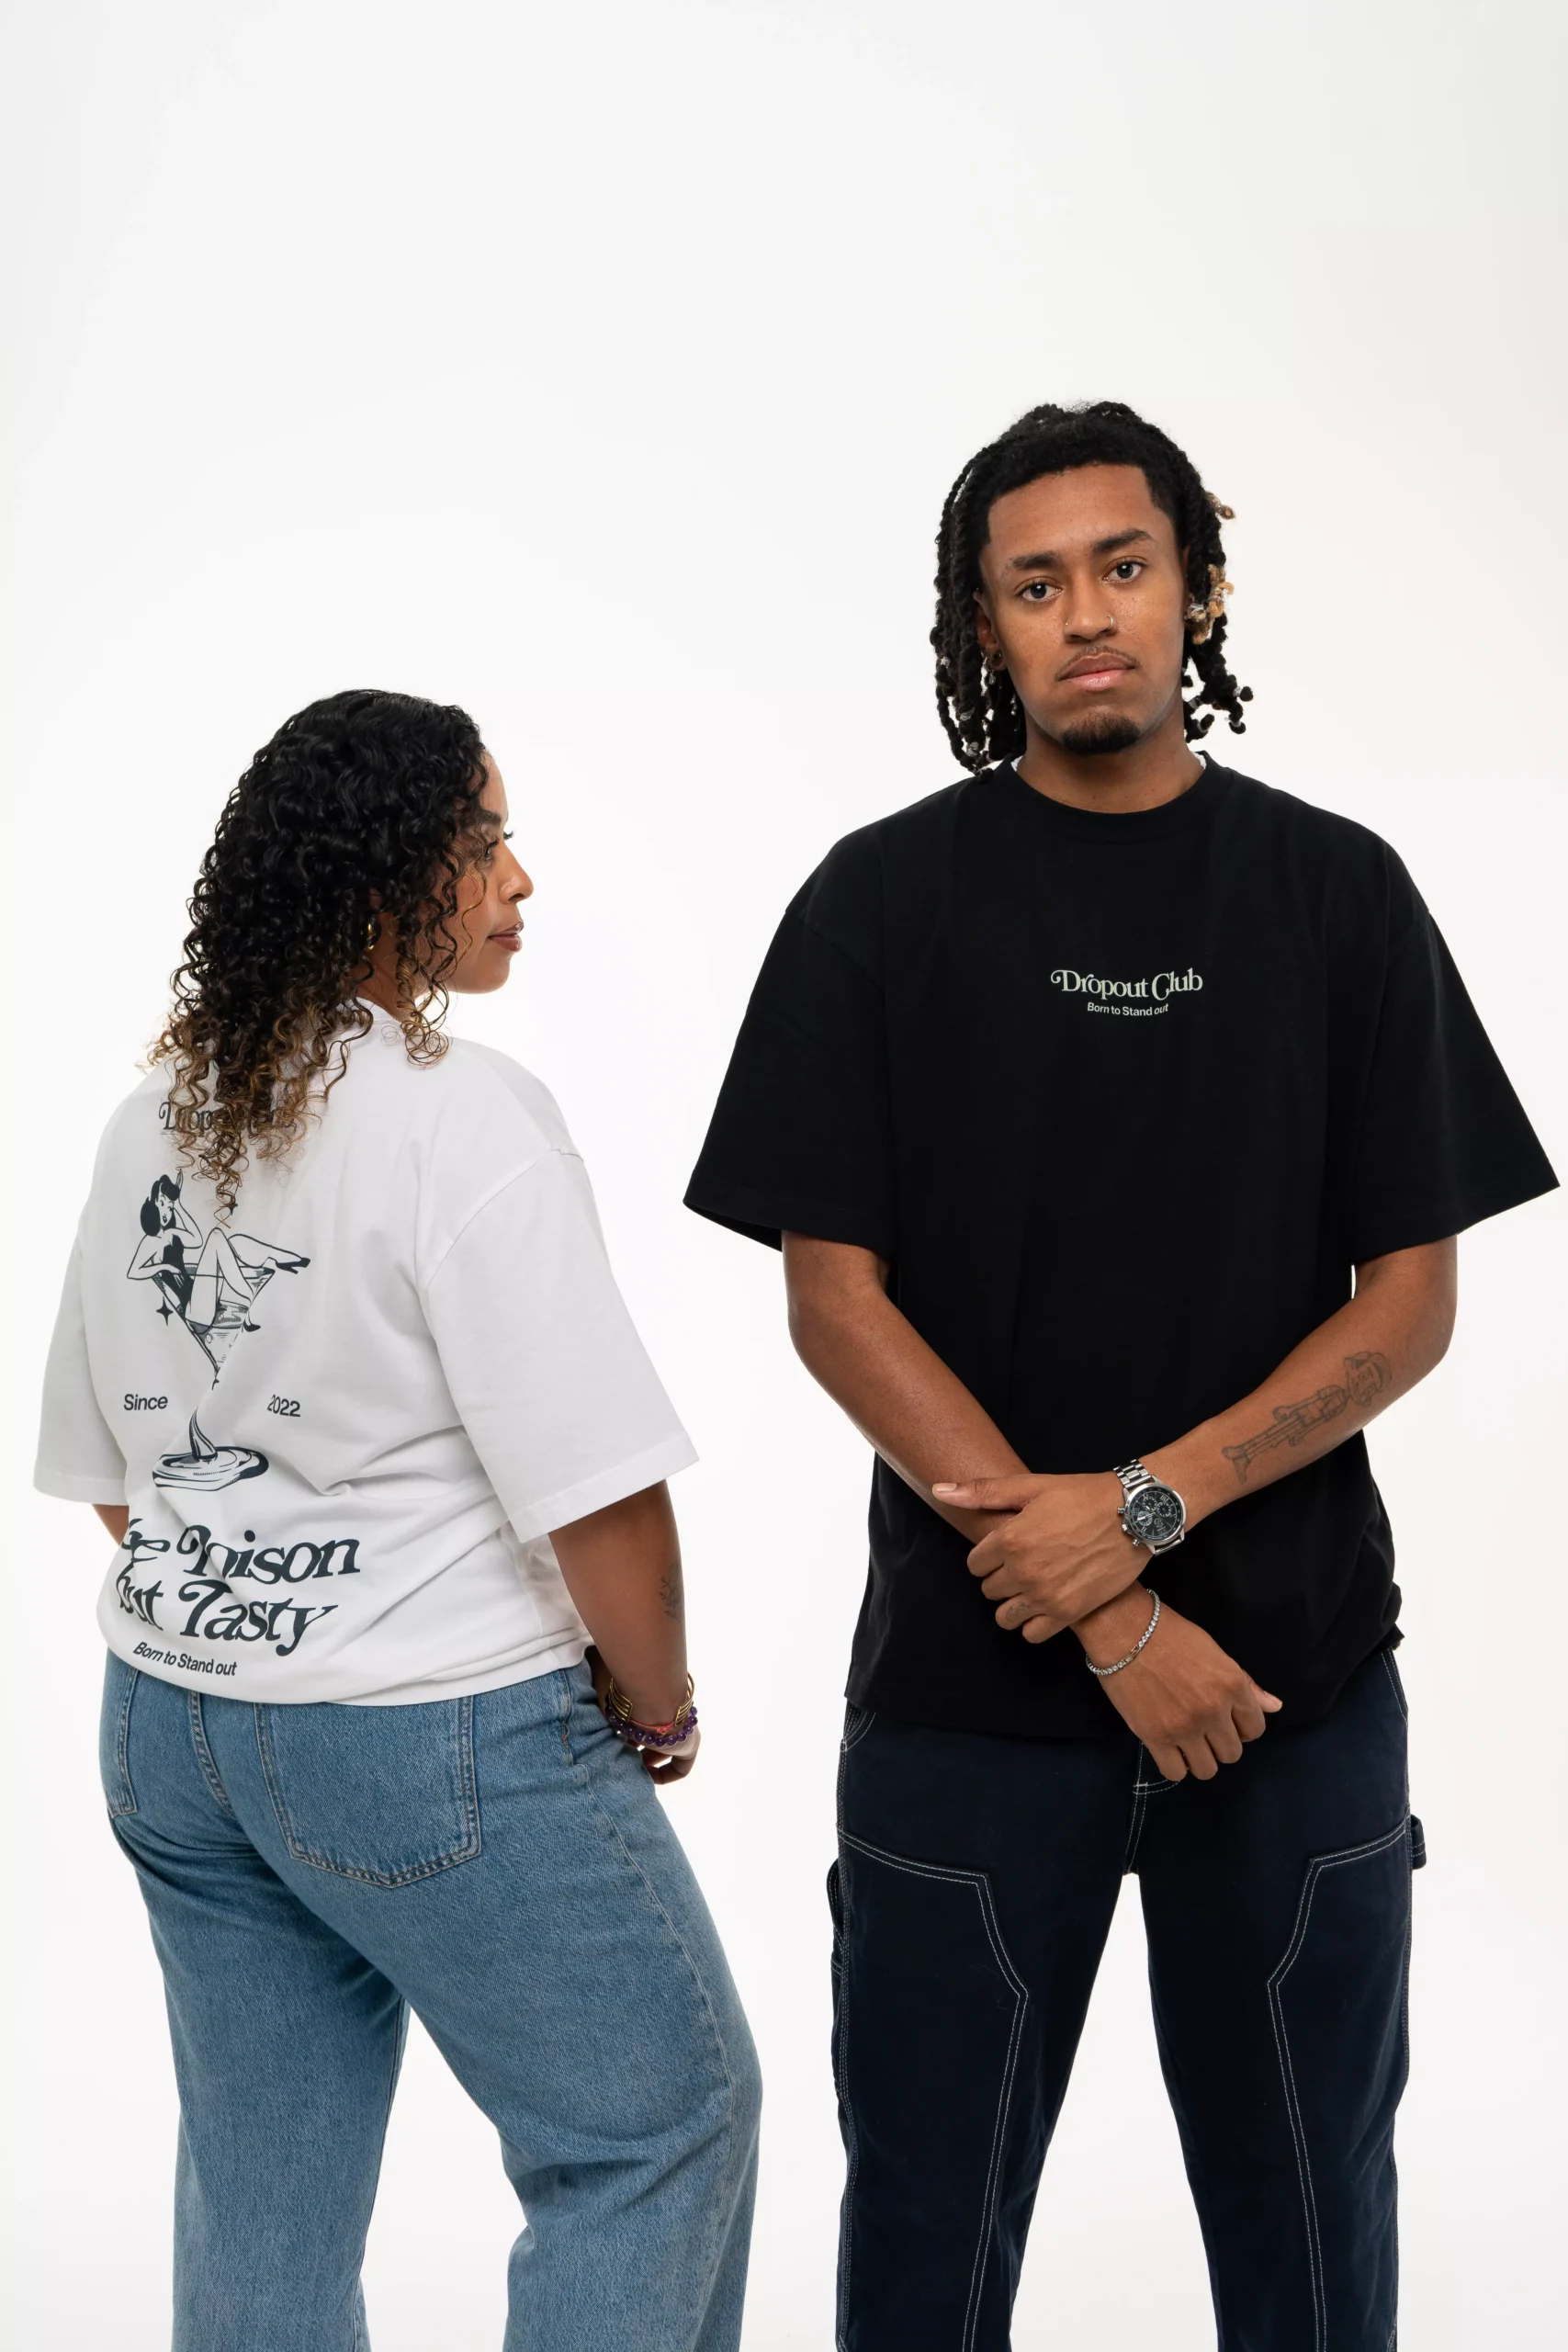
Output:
[256,1695,480,1888]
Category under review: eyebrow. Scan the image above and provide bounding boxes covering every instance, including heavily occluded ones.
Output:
[1004,528,1156,572]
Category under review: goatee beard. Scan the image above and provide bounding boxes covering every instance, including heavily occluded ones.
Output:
[1057,713,1143,758]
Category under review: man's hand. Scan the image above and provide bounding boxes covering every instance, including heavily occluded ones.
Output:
[934,1472,1147,1640]
[1082,1590,1281,1781]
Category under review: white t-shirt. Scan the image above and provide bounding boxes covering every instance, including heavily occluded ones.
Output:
[35,1006,695,1703]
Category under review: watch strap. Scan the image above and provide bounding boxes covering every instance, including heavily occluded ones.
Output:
[1113,1458,1156,1499]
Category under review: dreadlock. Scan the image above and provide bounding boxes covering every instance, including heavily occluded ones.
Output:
[931,400,1253,772]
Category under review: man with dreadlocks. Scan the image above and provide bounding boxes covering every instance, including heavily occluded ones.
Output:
[686,401,1554,2347]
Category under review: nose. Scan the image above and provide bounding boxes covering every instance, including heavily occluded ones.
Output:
[1062,576,1116,639]
[508,861,534,902]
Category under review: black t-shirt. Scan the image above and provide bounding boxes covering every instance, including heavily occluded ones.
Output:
[685,762,1557,1736]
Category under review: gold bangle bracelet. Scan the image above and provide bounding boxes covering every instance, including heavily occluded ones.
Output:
[603,1672,695,1736]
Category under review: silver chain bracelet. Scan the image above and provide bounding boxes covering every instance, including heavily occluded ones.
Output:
[1085,1589,1161,1679]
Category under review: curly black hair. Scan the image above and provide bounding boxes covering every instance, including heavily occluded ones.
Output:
[152,688,489,1212]
[932,400,1253,771]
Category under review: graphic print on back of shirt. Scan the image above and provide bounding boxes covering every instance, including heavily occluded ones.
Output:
[126,1170,310,1491]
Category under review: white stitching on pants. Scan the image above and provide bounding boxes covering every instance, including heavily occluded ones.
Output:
[1122,1749,1149,1871]
[1267,1820,1411,2352]
[841,1704,876,1754]
[839,1834,1029,2352]
[1123,1745,1177,1868]
[1379,1651,1408,1722]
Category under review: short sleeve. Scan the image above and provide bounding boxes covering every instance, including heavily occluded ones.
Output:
[35,1238,127,1503]
[1348,860,1557,1261]
[684,859,895,1255]
[423,1149,695,1541]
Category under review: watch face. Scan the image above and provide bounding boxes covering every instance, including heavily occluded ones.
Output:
[1126,1483,1184,1545]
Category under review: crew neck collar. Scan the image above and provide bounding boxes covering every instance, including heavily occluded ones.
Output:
[989,755,1226,843]
[353,999,404,1035]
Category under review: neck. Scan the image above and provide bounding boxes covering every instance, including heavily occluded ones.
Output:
[356,927,403,1016]
[1014,699,1203,814]
[357,972,400,1016]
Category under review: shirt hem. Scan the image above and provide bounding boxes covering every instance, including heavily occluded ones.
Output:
[844,1668,1122,1741]
[104,1628,592,1707]
[846,1625,1404,1741]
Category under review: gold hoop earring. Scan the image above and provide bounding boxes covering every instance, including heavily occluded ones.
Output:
[365,914,381,952]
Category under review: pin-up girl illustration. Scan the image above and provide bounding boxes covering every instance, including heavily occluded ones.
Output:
[127,1171,310,1489]
[128,1173,309,1379]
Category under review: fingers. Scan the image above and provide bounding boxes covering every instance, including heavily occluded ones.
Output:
[1181,1738,1221,1781]
[1148,1742,1188,1783]
[640,1729,700,1783]
[975,1555,1021,1595]
[966,1533,1010,1579]
[1020,1613,1066,1645]
[1235,1679,1281,1741]
[936,1476,1043,1512]
[1208,1717,1245,1767]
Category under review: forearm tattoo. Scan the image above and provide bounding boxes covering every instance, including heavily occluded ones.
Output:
[659,1560,685,1623]
[1223,1351,1392,1486]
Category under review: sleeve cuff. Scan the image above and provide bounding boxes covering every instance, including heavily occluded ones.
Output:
[507,1430,699,1543]
[684,1174,896,1257]
[33,1464,128,1504]
[1349,1164,1560,1263]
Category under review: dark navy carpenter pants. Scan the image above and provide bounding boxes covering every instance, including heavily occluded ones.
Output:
[830,1646,1421,2352]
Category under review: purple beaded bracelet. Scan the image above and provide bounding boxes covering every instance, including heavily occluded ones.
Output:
[610,1703,699,1750]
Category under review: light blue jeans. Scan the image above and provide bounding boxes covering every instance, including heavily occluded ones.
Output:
[101,1654,761,2351]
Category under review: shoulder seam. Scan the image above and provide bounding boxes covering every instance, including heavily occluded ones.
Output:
[788,902,883,987]
[423,1147,584,1288]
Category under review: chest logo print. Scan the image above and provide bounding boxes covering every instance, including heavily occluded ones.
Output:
[127,1170,310,1492]
[1051,966,1203,1017]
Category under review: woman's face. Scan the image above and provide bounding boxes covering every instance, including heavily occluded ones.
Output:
[445,754,534,996]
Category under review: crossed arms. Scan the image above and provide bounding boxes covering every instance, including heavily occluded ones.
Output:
[784,1234,1456,1782]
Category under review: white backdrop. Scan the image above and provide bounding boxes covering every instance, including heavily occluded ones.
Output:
[4,2,1564,2344]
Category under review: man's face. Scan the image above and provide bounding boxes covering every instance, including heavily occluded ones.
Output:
[974,464,1189,756]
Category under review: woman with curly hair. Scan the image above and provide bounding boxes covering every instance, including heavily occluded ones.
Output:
[35,689,760,2351]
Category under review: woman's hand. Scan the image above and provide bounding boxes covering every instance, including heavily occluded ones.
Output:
[587,1645,700,1785]
[934,1472,1147,1640]
[1080,1591,1281,1781]
[551,1486,696,1784]
[637,1729,701,1784]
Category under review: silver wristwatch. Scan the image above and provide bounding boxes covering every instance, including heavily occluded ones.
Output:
[1113,1459,1187,1555]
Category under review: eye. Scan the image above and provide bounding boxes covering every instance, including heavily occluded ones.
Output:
[1110,560,1145,582]
[1018,580,1055,602]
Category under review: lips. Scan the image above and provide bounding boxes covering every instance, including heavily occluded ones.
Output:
[1060,652,1134,687]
